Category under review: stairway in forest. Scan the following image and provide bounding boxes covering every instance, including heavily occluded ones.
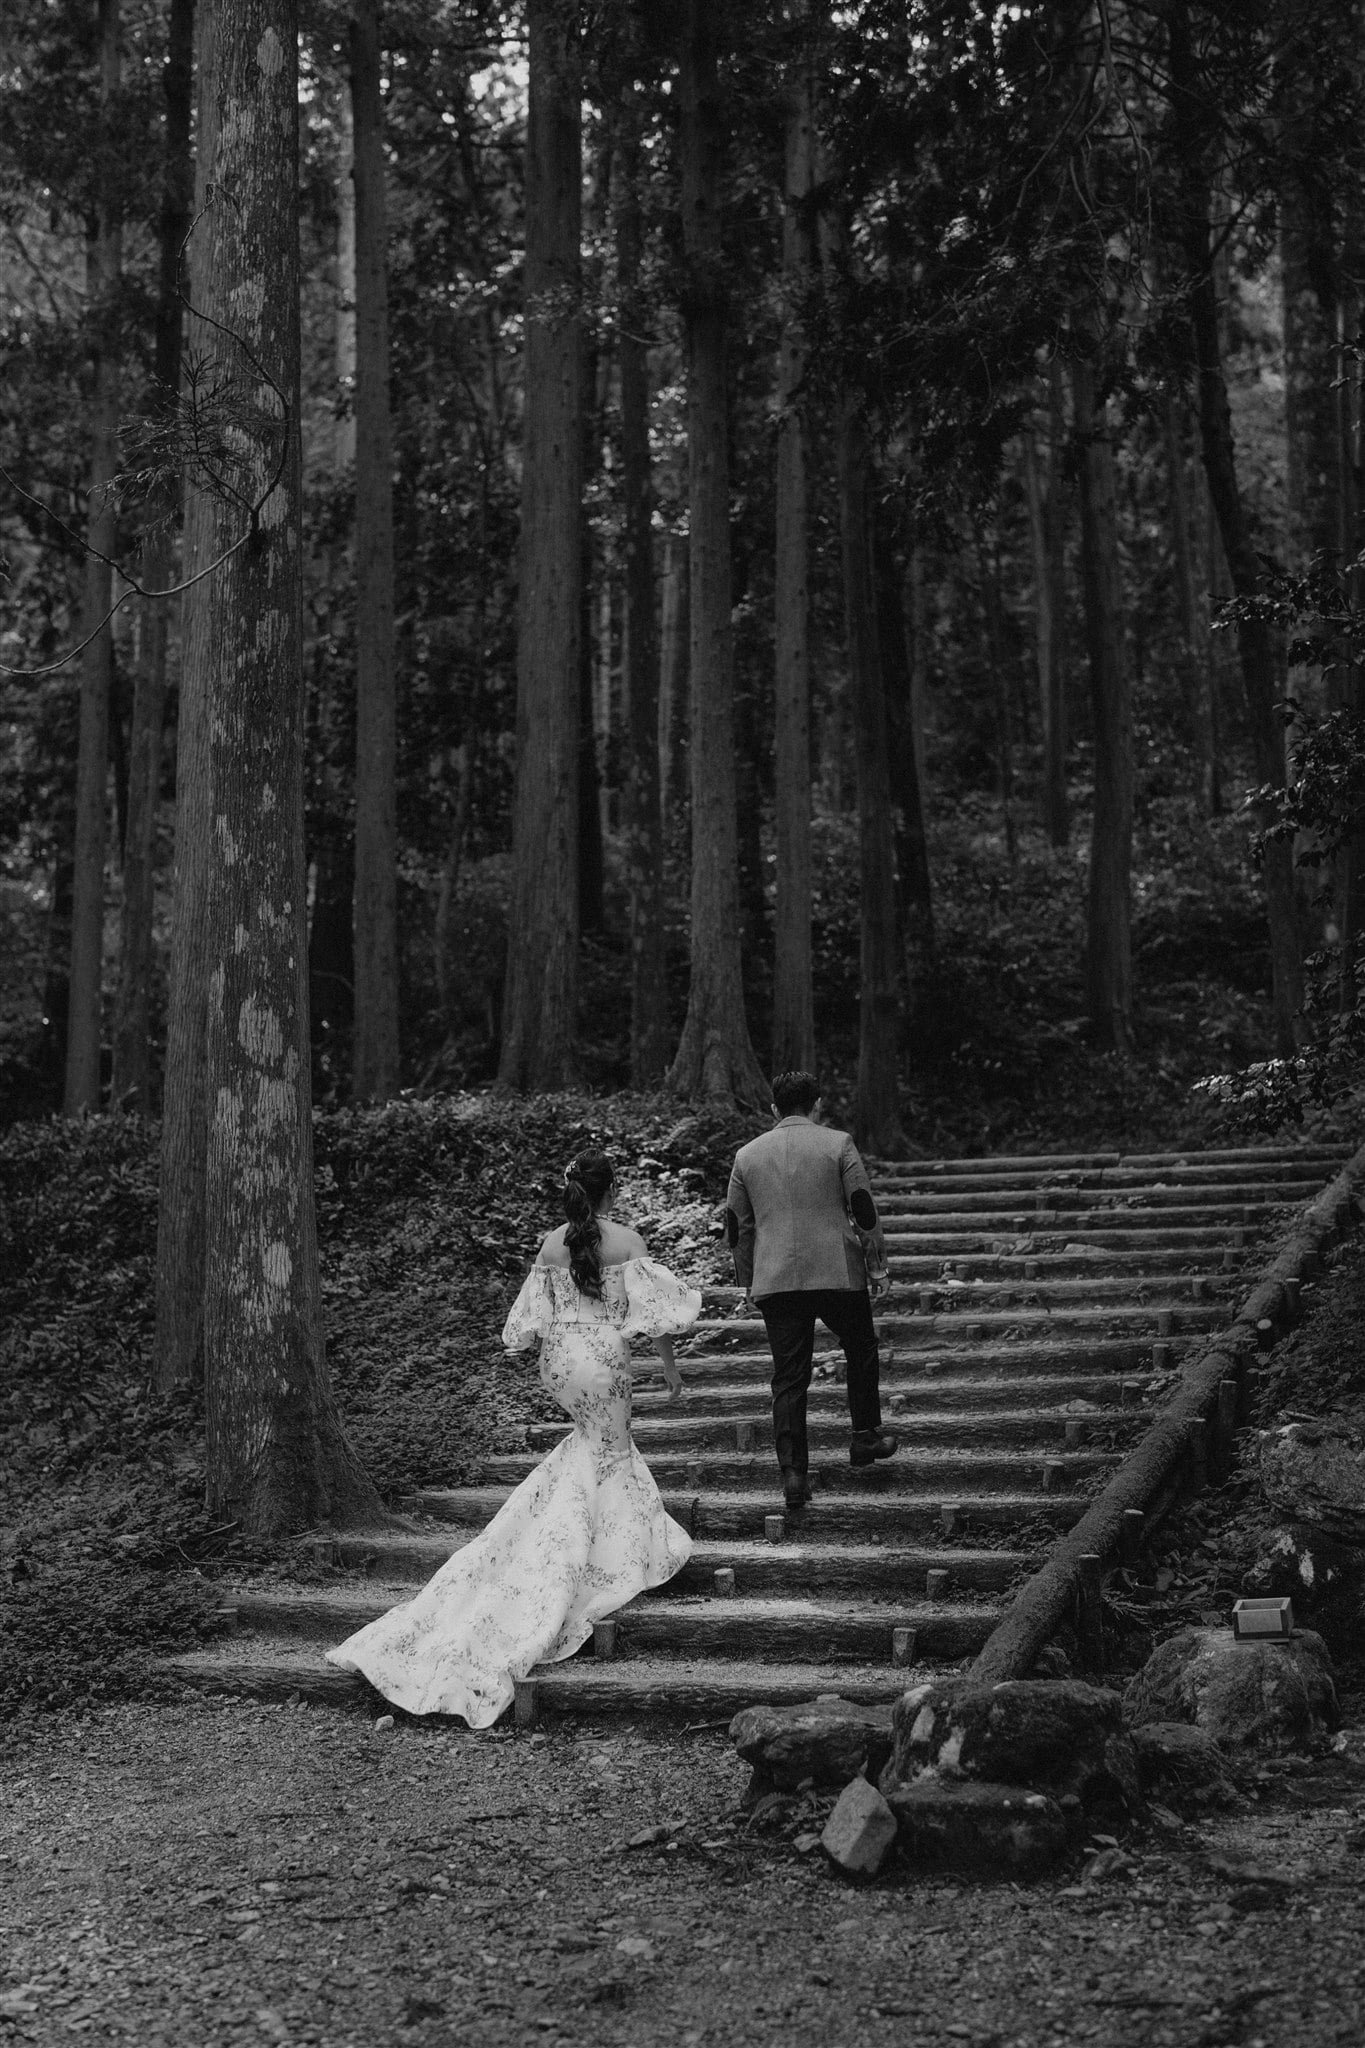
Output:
[164,1142,1351,1723]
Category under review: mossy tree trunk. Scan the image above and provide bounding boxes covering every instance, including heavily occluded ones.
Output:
[498,0,583,1090]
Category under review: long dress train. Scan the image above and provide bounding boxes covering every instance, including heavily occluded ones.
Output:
[325,1255,700,1727]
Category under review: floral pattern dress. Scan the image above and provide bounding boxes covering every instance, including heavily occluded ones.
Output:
[325,1256,701,1727]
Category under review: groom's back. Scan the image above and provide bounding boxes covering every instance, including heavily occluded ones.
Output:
[730,1117,868,1297]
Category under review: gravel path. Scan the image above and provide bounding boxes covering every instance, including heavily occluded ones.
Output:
[3,1698,1364,2047]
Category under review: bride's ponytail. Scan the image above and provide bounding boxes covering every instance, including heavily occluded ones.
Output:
[563,1149,613,1297]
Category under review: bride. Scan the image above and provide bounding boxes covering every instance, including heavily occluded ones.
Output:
[326,1148,701,1726]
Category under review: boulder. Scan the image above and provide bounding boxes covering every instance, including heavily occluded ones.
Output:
[1123,1626,1339,1753]
[1259,1420,1365,1546]
[729,1696,894,1793]
[1243,1521,1363,1608]
[881,1677,1139,1820]
[820,1776,898,1880]
[1129,1722,1240,1811]
[886,1777,1068,1877]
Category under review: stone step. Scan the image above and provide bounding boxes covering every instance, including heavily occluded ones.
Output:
[881,1224,1250,1253]
[158,1643,917,1718]
[670,1335,1183,1382]
[526,1403,1146,1454]
[877,1201,1287,1233]
[402,1484,1086,1542]
[635,1369,1153,1417]
[299,1529,1031,1596]
[880,1273,1238,1307]
[887,1244,1246,1279]
[868,1144,1348,1179]
[873,1158,1337,1197]
[475,1444,1113,1494]
[877,1179,1315,1217]
[689,1302,1225,1348]
[225,1583,1001,1664]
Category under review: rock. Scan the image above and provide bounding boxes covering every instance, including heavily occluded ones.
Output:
[1243,1521,1363,1608]
[1123,1626,1339,1753]
[881,1677,1139,1821]
[886,1777,1068,1876]
[1130,1722,1241,1811]
[1027,1644,1073,1680]
[820,1776,898,1879]
[1259,1420,1365,1545]
[730,1697,894,1793]
[373,1714,395,1732]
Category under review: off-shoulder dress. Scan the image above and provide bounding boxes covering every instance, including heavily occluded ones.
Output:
[325,1255,700,1726]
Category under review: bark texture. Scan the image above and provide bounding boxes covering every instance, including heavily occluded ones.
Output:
[1071,347,1134,1056]
[498,0,583,1090]
[1169,0,1303,1054]
[166,0,382,1535]
[838,391,905,1155]
[64,0,122,1115]
[771,61,816,1075]
[349,0,400,1102]
[617,75,669,1086]
[1024,363,1069,849]
[111,0,194,1113]
[666,0,767,1108]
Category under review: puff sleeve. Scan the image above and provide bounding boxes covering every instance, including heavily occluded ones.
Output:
[501,1265,553,1352]
[619,1257,703,1340]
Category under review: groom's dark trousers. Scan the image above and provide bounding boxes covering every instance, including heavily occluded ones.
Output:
[758,1290,882,1479]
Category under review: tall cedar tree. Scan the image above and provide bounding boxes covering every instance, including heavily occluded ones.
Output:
[838,388,906,1153]
[64,0,122,1114]
[1168,0,1303,1054]
[111,0,194,1114]
[616,66,670,1085]
[1024,362,1070,849]
[350,0,401,1102]
[159,0,381,1536]
[771,48,817,1075]
[666,0,767,1107]
[498,0,583,1090]
[1072,342,1134,1053]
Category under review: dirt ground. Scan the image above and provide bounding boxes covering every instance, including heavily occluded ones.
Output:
[3,1697,1364,2048]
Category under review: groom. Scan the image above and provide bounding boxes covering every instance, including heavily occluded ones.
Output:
[725,1071,897,1511]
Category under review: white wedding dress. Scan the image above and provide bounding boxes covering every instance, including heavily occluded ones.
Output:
[325,1255,701,1726]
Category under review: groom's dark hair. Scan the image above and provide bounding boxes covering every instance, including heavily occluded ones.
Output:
[771,1070,820,1115]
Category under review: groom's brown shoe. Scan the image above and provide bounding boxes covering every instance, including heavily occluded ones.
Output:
[850,1429,897,1468]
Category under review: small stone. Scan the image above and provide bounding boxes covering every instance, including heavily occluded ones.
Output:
[374,1714,395,1732]
[821,1776,898,1879]
[731,1697,895,1792]
[1130,1721,1239,1811]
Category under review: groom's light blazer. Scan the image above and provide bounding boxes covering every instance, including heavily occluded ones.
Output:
[725,1115,885,1301]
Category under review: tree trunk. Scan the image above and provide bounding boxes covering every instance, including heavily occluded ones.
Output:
[434,739,472,1033]
[64,0,122,1116]
[334,94,357,472]
[111,0,194,1115]
[975,517,1018,868]
[349,0,400,1102]
[617,74,669,1087]
[497,0,582,1090]
[658,530,688,825]
[1169,0,1303,1055]
[1071,345,1135,1055]
[874,506,933,946]
[666,0,767,1108]
[838,392,906,1155]
[1023,361,1069,848]
[771,54,816,1075]
[576,141,610,936]
[175,0,383,1532]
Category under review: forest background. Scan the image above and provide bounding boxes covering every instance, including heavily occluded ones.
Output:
[4,0,1365,1544]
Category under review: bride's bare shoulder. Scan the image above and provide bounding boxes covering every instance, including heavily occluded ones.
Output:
[603,1223,648,1260]
[537,1226,570,1267]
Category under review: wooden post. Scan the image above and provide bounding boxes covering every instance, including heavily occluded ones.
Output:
[514,1678,539,1728]
[1076,1553,1104,1676]
[1120,1507,1144,1567]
